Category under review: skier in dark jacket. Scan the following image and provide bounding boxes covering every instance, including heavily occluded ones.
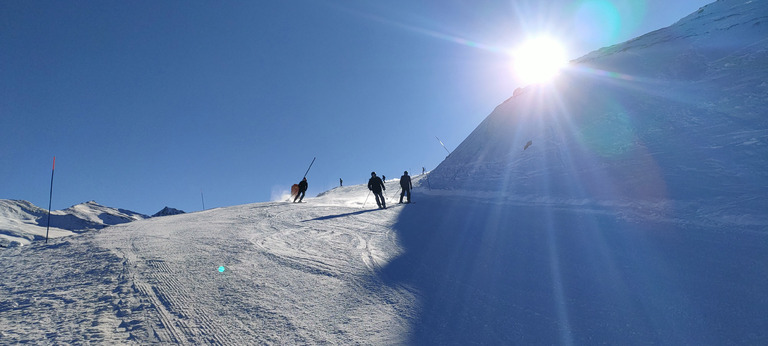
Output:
[294,177,308,203]
[399,171,412,204]
[367,172,386,209]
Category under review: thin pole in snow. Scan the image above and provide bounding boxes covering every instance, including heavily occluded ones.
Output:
[45,156,55,244]
[436,136,451,155]
[302,157,316,179]
[362,190,371,209]
[201,191,206,210]
[391,187,401,200]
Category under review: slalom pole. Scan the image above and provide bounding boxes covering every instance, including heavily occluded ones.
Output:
[45,156,56,244]
[302,157,316,179]
[201,191,206,210]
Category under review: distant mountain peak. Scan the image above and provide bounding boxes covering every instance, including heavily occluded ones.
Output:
[152,207,185,218]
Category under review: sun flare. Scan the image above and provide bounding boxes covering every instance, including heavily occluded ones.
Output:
[512,36,568,84]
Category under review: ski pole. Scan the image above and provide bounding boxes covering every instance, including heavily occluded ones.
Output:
[362,190,371,209]
[302,157,316,179]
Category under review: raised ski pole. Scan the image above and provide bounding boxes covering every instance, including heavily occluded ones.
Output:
[303,157,316,179]
[45,156,56,244]
[436,136,451,155]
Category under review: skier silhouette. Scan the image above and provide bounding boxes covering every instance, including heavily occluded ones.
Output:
[399,171,412,204]
[367,172,386,209]
[294,177,308,203]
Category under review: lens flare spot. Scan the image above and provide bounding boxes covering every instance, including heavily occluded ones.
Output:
[218,266,226,273]
[572,0,622,46]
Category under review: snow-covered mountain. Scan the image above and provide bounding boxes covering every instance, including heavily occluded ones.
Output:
[0,200,147,247]
[1,0,766,344]
[152,206,186,217]
[429,0,767,227]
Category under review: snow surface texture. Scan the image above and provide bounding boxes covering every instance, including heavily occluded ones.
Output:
[0,178,419,344]
[2,0,767,344]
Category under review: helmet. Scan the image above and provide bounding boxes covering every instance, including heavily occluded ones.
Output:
[404,171,408,174]
[371,172,376,176]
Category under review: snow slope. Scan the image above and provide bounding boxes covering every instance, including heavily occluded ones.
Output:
[0,177,422,344]
[1,0,767,344]
[0,200,147,247]
[1,170,763,344]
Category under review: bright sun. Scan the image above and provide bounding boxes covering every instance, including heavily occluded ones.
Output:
[512,36,568,84]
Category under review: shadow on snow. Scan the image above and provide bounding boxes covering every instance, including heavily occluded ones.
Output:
[377,193,768,345]
[302,209,378,222]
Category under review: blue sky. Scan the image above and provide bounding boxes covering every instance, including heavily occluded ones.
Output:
[1,0,712,215]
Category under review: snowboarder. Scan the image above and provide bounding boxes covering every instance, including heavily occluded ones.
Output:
[294,177,308,203]
[367,172,386,209]
[399,171,412,204]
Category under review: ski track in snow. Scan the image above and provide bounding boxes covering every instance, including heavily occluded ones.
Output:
[2,182,765,344]
[0,186,417,344]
